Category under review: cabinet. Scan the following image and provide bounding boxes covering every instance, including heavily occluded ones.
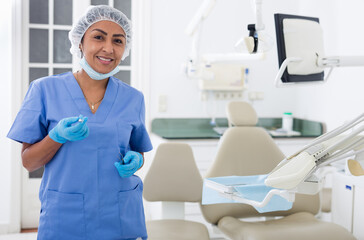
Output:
[332,171,364,239]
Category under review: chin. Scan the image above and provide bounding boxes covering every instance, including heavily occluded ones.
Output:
[97,66,116,74]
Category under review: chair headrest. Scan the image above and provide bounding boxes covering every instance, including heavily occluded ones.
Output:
[226,101,258,126]
[143,143,203,202]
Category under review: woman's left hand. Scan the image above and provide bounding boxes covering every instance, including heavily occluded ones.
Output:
[114,151,143,178]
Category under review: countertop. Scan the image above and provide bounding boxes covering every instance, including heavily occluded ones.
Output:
[151,118,324,139]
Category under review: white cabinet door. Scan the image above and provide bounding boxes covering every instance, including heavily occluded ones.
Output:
[353,185,364,239]
[332,172,354,232]
[21,170,42,229]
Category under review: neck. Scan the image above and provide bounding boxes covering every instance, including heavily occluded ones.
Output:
[74,70,108,114]
[76,69,109,91]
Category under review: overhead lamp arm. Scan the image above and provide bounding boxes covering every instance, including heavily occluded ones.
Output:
[185,0,268,79]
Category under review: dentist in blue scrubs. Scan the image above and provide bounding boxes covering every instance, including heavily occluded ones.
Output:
[7,5,152,240]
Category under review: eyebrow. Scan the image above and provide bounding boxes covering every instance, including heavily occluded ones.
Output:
[92,29,126,38]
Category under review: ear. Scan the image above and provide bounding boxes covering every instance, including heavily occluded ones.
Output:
[79,44,84,58]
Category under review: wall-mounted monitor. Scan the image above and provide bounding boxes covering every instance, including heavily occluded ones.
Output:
[274,13,325,83]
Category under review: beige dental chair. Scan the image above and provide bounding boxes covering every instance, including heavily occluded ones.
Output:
[200,101,355,240]
[143,143,210,240]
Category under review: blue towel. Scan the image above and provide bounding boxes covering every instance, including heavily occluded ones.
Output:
[202,174,293,213]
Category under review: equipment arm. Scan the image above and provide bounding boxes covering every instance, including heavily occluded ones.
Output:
[265,113,364,190]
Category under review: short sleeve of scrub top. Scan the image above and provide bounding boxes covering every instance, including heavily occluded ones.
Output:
[7,81,47,144]
[129,94,151,152]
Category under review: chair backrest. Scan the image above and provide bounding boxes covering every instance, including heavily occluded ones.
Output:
[200,101,320,224]
[143,143,203,202]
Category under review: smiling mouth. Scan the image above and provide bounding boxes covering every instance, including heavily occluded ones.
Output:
[97,56,114,62]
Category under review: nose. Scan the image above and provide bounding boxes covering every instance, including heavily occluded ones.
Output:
[102,39,114,54]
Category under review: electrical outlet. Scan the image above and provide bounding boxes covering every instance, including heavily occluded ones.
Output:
[248,92,257,100]
[257,92,264,100]
[201,92,208,101]
[249,91,264,101]
[158,95,167,112]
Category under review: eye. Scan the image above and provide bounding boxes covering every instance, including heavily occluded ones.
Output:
[94,35,103,40]
[114,39,124,44]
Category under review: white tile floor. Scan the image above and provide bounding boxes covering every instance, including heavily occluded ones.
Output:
[0,213,332,240]
[0,233,225,240]
[0,233,37,240]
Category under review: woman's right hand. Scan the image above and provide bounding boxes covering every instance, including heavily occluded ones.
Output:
[49,115,89,143]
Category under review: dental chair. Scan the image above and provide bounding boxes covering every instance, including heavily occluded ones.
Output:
[200,101,355,240]
[143,143,210,240]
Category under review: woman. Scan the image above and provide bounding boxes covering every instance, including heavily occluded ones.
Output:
[7,5,152,240]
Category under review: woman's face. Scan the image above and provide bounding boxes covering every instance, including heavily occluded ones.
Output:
[81,20,126,74]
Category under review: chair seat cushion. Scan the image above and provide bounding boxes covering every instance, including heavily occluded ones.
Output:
[217,212,355,240]
[146,219,210,240]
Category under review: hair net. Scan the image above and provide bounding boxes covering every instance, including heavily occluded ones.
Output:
[69,5,132,61]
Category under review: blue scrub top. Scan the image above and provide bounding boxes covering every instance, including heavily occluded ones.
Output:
[7,72,153,240]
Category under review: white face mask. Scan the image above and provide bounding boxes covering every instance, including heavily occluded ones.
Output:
[79,57,120,80]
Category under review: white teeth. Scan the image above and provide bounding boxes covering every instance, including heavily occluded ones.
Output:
[98,57,112,61]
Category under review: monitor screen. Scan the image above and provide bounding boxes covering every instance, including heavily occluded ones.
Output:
[274,13,325,83]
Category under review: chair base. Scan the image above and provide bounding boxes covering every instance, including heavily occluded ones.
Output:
[217,212,355,240]
[146,219,210,240]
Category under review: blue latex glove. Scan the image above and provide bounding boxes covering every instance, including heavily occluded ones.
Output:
[114,151,143,178]
[49,115,89,143]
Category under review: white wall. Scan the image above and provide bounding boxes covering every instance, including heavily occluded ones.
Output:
[149,0,364,129]
[294,0,364,130]
[0,0,13,230]
[149,0,302,119]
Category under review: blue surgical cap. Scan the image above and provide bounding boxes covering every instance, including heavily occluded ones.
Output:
[68,5,132,61]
